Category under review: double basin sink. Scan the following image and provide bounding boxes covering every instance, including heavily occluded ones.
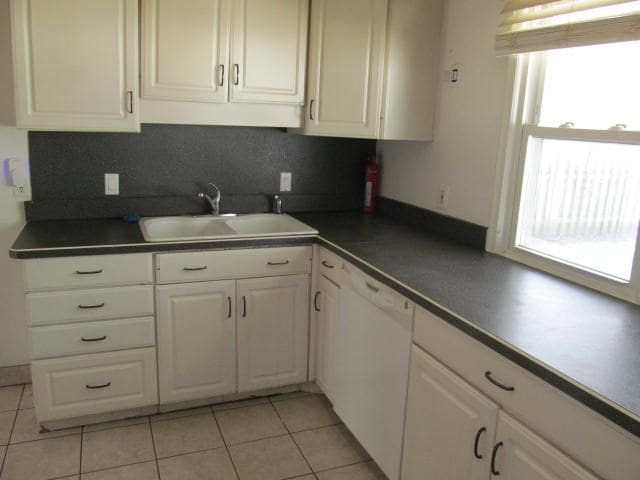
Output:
[139,213,318,242]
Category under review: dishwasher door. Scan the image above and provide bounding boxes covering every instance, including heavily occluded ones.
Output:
[333,266,414,480]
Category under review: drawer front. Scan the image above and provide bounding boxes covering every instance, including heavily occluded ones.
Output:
[156,246,312,283]
[31,347,158,422]
[413,306,640,480]
[318,247,343,284]
[30,317,156,360]
[26,285,154,326]
[24,254,153,291]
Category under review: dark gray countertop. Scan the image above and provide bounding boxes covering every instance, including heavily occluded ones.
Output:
[10,213,640,437]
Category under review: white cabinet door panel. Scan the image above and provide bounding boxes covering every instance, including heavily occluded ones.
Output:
[402,345,499,480]
[156,281,236,403]
[142,0,230,102]
[315,275,339,402]
[237,275,309,392]
[305,0,387,138]
[11,0,139,131]
[230,0,308,104]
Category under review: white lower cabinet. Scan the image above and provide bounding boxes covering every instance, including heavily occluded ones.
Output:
[493,412,599,480]
[237,275,309,392]
[315,274,339,402]
[402,345,499,480]
[156,281,237,404]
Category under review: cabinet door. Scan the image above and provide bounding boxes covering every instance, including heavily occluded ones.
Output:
[237,275,309,392]
[230,0,308,104]
[491,412,600,480]
[11,0,139,131]
[156,281,236,404]
[315,275,339,403]
[402,345,499,480]
[305,0,387,138]
[142,0,230,102]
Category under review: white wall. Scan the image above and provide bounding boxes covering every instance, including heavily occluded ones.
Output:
[0,0,29,367]
[378,0,509,227]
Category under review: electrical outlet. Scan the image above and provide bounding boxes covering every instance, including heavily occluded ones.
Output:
[7,158,31,201]
[280,172,292,192]
[438,185,450,209]
[105,173,119,195]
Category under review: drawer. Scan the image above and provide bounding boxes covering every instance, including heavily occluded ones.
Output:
[24,254,153,291]
[30,317,156,360]
[156,246,312,283]
[26,285,154,326]
[318,247,343,284]
[413,306,640,480]
[32,347,158,422]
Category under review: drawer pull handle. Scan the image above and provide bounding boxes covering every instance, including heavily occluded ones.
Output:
[75,269,103,275]
[81,335,107,342]
[78,303,105,309]
[490,441,503,475]
[242,296,247,317]
[321,260,334,269]
[183,266,208,271]
[86,381,111,390]
[365,282,380,293]
[314,291,321,312]
[473,427,486,459]
[485,371,515,391]
[267,260,289,266]
[227,296,232,318]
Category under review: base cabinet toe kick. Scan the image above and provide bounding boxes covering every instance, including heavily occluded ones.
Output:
[20,245,640,479]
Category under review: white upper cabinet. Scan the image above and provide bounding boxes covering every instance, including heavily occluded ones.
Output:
[11,0,140,132]
[301,0,443,140]
[142,0,230,103]
[230,0,308,104]
[305,0,388,139]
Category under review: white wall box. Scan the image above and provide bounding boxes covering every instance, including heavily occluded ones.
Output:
[300,0,443,140]
[141,0,308,127]
[11,0,140,132]
[31,347,158,422]
[237,275,310,392]
[156,280,237,404]
[411,306,640,480]
[23,253,153,291]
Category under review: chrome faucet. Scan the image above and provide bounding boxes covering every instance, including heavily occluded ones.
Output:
[198,183,221,215]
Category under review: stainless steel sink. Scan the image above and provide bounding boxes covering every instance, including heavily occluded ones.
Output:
[139,213,318,242]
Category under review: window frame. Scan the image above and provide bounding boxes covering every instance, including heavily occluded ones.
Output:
[488,50,640,304]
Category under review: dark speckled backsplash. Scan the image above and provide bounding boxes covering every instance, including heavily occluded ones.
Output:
[25,124,375,221]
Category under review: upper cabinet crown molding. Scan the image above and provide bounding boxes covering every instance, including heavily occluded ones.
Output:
[299,0,444,140]
[11,0,140,132]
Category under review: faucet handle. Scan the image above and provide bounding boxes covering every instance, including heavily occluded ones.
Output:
[273,194,283,214]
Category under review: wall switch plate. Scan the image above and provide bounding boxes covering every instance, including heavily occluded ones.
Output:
[280,172,292,192]
[7,158,31,201]
[438,185,450,209]
[105,173,119,195]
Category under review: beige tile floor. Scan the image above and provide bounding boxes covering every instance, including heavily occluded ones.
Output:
[0,385,388,480]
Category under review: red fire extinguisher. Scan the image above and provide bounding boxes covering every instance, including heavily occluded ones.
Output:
[363,154,378,214]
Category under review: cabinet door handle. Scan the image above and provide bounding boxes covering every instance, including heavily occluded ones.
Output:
[242,296,247,317]
[490,441,503,475]
[309,99,314,120]
[314,291,321,312]
[267,260,289,266]
[218,64,225,86]
[227,296,232,318]
[365,282,380,293]
[484,371,515,391]
[81,335,107,342]
[86,381,111,390]
[183,266,208,271]
[127,90,134,114]
[473,427,486,459]
[78,303,105,309]
[321,260,334,269]
[75,269,103,275]
[234,64,239,85]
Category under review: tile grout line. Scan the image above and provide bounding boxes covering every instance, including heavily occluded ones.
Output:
[270,396,316,477]
[211,406,242,480]
[148,416,163,480]
[0,384,24,477]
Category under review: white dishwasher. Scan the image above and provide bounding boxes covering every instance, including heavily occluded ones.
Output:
[333,263,414,480]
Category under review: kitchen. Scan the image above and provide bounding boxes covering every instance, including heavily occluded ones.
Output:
[1,1,639,480]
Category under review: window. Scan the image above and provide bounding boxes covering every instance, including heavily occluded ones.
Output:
[493,41,640,302]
